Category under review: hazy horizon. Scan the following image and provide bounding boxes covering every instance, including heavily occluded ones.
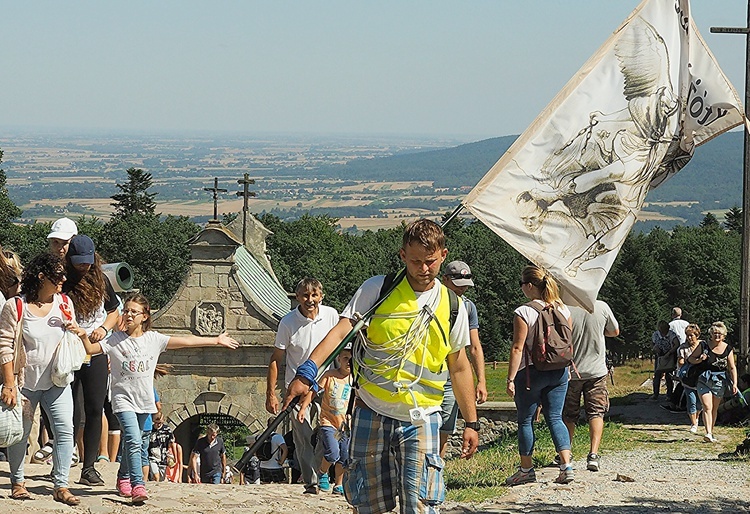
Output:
[1,1,745,139]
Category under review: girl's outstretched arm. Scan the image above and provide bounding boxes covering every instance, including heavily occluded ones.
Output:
[166,332,239,350]
[68,324,102,355]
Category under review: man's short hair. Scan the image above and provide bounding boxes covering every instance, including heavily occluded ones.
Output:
[671,307,682,318]
[207,423,220,435]
[295,277,323,295]
[402,219,445,252]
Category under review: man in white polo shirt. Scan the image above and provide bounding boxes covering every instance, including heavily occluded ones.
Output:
[266,277,339,494]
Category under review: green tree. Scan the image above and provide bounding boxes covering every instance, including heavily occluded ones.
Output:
[0,150,23,229]
[700,212,720,229]
[111,168,158,218]
[724,205,743,234]
[97,214,199,308]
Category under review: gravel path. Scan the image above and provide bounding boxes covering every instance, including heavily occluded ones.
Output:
[442,402,750,514]
[2,403,748,513]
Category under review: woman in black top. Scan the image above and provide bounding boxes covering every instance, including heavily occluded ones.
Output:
[64,235,120,486]
[687,321,738,443]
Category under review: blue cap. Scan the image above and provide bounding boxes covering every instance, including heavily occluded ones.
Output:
[68,235,95,265]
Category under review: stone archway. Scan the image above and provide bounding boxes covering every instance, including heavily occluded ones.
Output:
[164,391,262,434]
[164,390,264,480]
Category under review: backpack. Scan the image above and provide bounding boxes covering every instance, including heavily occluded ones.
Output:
[378,271,460,332]
[255,436,279,462]
[524,301,573,372]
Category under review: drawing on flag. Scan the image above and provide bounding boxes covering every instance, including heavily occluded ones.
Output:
[464,0,745,311]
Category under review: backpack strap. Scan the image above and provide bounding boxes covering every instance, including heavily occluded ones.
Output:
[448,289,459,331]
[377,271,399,302]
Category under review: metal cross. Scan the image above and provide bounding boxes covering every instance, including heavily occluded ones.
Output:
[236,173,256,244]
[712,3,750,372]
[204,177,227,222]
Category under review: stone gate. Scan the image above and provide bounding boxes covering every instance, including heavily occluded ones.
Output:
[151,215,292,458]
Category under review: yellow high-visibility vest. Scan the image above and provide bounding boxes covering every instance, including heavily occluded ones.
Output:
[357,277,453,408]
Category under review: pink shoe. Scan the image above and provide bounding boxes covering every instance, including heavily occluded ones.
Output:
[131,484,148,503]
[117,478,132,497]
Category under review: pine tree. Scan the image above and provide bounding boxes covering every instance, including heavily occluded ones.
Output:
[699,212,720,229]
[724,205,743,234]
[111,168,158,218]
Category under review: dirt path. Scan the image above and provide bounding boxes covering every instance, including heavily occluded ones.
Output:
[1,400,748,513]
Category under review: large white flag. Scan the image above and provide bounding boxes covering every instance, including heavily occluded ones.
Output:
[464,0,744,311]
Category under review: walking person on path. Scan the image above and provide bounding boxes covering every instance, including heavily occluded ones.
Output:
[439,260,487,457]
[266,277,339,494]
[505,264,574,486]
[562,300,619,472]
[72,293,239,503]
[284,219,479,514]
[687,321,738,443]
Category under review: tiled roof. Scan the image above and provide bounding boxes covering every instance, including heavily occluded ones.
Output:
[233,245,290,323]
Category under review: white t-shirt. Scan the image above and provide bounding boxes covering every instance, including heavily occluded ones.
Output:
[341,275,469,419]
[258,433,286,470]
[669,319,689,345]
[100,330,170,414]
[21,294,74,391]
[275,304,339,389]
[0,291,6,312]
[514,299,571,372]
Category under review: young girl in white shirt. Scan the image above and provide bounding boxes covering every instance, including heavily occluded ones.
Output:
[72,292,239,504]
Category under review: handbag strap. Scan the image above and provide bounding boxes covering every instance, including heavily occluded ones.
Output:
[13,297,24,377]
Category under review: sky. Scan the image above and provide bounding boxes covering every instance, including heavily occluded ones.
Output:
[1,0,747,140]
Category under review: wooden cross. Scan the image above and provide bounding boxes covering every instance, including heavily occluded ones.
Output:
[204,177,227,222]
[236,173,256,244]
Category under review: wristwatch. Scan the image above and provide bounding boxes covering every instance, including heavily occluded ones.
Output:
[464,421,480,432]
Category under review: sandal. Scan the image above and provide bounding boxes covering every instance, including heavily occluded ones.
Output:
[11,482,31,500]
[31,443,53,464]
[53,488,80,506]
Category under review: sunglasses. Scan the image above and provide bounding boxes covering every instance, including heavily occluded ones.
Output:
[448,273,472,280]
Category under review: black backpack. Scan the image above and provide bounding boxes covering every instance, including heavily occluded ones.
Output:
[255,437,278,461]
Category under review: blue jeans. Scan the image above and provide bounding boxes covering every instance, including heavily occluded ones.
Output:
[514,366,571,456]
[116,411,149,487]
[8,385,74,489]
[205,472,222,484]
[684,387,701,415]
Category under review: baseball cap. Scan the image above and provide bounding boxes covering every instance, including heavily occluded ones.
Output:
[47,217,78,241]
[444,260,474,287]
[68,235,95,265]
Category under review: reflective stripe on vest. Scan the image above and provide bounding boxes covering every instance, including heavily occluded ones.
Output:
[357,277,452,408]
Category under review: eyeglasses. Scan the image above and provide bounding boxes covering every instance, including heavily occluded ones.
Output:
[123,309,145,316]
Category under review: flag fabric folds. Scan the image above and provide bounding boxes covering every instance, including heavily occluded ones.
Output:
[463,0,744,311]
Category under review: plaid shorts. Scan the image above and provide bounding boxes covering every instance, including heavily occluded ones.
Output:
[344,404,444,514]
[563,375,609,422]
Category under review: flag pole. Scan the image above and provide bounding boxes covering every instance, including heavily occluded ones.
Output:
[711,1,750,373]
[233,204,466,473]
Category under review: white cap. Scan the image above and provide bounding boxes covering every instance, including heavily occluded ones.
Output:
[47,217,78,240]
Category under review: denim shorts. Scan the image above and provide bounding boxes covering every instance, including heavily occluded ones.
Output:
[317,425,350,466]
[696,371,730,397]
[439,384,459,434]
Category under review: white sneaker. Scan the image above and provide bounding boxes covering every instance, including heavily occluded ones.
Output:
[704,433,717,443]
[689,425,698,433]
